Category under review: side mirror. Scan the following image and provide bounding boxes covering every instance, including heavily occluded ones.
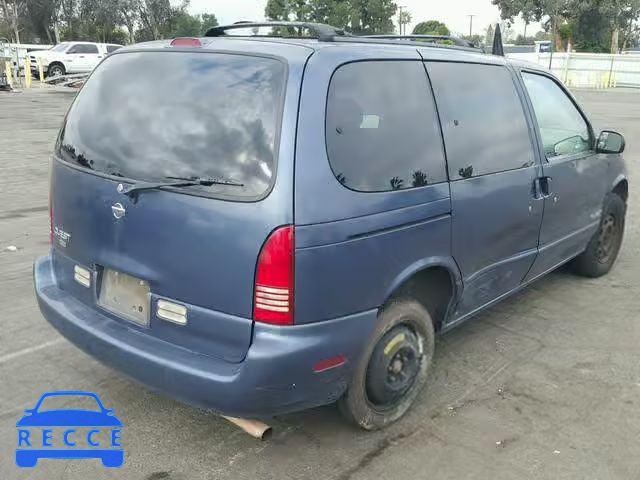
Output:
[597,130,625,154]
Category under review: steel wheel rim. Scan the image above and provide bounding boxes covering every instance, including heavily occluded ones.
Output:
[596,214,617,263]
[365,325,424,411]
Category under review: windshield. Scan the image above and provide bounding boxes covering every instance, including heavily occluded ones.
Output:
[57,51,286,199]
[50,43,70,52]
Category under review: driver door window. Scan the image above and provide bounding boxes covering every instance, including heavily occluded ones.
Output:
[522,72,592,159]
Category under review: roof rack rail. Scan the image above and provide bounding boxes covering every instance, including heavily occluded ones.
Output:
[203,20,504,56]
[364,34,477,49]
[330,36,483,53]
[205,21,347,42]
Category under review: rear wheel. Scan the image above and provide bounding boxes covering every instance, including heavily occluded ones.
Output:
[338,299,435,430]
[572,193,626,278]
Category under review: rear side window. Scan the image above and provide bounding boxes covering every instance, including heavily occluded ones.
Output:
[326,61,446,192]
[427,62,535,180]
[106,45,121,53]
[57,52,285,199]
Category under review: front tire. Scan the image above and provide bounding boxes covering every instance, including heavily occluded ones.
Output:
[47,63,65,78]
[338,299,435,430]
[572,193,626,278]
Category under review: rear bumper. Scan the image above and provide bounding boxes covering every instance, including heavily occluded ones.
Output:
[34,256,378,417]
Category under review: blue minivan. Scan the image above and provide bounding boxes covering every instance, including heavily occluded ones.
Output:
[35,23,628,430]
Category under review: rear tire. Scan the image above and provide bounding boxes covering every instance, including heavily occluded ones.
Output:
[338,299,435,430]
[571,193,626,278]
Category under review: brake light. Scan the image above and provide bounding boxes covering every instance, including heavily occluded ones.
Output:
[170,38,202,48]
[253,226,294,326]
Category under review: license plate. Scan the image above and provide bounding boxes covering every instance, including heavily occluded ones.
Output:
[98,269,150,326]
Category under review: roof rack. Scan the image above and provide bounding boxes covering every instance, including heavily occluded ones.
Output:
[205,21,347,42]
[330,36,483,53]
[203,20,502,56]
[364,34,477,49]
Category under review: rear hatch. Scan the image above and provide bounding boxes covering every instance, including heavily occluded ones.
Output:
[50,46,293,362]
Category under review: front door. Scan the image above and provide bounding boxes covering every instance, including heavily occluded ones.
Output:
[425,60,544,323]
[519,71,609,281]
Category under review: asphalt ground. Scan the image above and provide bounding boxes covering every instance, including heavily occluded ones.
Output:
[1,87,639,480]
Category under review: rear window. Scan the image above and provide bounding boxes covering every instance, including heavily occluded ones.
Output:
[57,51,286,199]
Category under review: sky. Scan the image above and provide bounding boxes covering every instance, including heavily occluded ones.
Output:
[189,0,543,38]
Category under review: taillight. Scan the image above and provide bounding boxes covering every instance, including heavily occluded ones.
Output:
[253,226,294,326]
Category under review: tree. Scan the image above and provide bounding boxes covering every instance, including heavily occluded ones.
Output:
[462,33,484,46]
[492,0,573,51]
[162,10,201,37]
[265,0,398,35]
[138,0,174,40]
[485,23,494,45]
[201,12,217,30]
[119,0,140,44]
[412,19,449,36]
[535,29,551,40]
[25,0,59,43]
[398,8,411,35]
[492,0,640,53]
[265,0,289,21]
[499,20,515,42]
[598,0,640,53]
[0,0,24,42]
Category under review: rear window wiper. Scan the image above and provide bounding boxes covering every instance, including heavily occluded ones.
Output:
[118,176,244,197]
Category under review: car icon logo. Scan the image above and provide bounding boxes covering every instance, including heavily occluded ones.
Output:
[15,391,123,468]
[111,203,126,219]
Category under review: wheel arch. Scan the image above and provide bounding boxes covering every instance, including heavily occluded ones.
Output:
[48,61,65,73]
[383,258,462,332]
[612,176,628,203]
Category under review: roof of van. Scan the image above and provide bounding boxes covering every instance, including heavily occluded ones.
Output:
[120,36,548,73]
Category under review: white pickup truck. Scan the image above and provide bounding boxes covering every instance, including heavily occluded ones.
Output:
[30,41,122,77]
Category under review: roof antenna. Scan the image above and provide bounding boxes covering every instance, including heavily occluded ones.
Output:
[492,23,505,56]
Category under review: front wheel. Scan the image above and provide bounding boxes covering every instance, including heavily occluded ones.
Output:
[572,193,626,278]
[338,299,435,430]
[47,63,65,78]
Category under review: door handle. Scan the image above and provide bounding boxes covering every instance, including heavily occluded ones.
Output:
[533,176,553,199]
[79,55,85,58]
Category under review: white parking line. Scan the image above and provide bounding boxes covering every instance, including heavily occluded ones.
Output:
[0,338,64,364]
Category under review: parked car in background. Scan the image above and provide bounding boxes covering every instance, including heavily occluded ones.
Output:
[30,42,122,77]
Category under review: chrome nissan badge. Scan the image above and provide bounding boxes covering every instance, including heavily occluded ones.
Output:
[112,203,126,219]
